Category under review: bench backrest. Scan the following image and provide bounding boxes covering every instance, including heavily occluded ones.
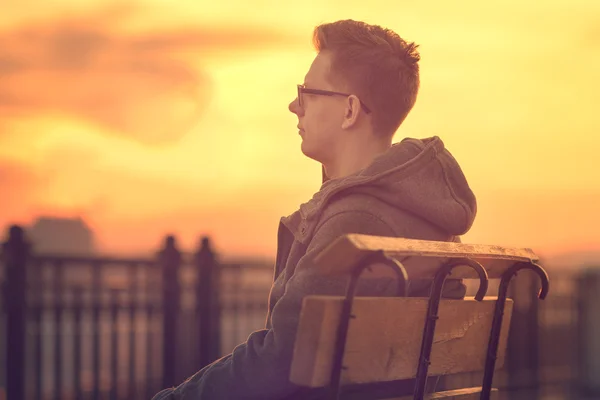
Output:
[290,296,513,387]
[288,234,544,399]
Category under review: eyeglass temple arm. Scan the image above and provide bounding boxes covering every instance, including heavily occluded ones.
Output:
[322,165,329,184]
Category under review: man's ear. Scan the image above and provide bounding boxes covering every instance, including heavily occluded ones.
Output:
[341,95,361,129]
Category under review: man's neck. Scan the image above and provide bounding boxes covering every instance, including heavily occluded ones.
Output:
[323,138,391,180]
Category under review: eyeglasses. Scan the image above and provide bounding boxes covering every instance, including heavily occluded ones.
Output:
[297,84,372,114]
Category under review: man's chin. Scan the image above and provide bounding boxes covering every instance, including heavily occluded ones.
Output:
[300,141,322,163]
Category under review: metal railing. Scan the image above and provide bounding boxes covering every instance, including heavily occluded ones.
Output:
[0,225,273,400]
[1,224,598,399]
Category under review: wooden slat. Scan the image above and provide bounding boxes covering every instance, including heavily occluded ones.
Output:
[313,234,540,279]
[390,387,497,399]
[290,297,513,388]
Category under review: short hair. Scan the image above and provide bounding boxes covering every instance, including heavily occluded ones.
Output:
[313,20,420,137]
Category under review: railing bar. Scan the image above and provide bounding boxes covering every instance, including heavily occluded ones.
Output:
[31,254,157,267]
[73,287,83,400]
[109,289,119,400]
[145,303,155,400]
[53,260,64,400]
[33,259,44,400]
[92,263,102,400]
[128,263,138,399]
[231,272,241,350]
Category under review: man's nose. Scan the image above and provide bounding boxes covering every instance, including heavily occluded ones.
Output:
[288,97,302,115]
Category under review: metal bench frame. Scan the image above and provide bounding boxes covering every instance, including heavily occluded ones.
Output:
[313,236,550,400]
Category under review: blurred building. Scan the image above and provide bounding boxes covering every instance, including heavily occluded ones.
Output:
[26,216,95,254]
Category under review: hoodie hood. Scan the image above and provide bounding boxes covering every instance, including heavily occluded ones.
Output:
[281,136,477,243]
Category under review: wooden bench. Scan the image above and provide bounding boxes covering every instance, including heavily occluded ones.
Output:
[289,234,550,400]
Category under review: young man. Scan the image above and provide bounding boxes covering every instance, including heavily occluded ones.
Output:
[153,19,476,399]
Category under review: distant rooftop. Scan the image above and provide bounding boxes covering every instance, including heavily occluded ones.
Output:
[27,216,96,255]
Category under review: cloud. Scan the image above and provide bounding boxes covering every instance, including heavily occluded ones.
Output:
[0,160,48,228]
[0,161,41,196]
[583,20,600,48]
[0,6,302,145]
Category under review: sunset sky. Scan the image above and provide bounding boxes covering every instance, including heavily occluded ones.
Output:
[1,0,599,260]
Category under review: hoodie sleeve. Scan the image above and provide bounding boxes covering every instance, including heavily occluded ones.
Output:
[150,210,401,400]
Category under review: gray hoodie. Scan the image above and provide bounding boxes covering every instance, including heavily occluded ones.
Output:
[152,136,477,400]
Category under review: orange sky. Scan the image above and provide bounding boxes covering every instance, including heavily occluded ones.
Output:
[1,1,599,260]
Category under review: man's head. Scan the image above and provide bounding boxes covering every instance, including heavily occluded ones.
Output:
[289,20,420,166]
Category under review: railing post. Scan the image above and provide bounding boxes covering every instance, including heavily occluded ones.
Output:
[159,235,182,389]
[578,267,600,397]
[3,225,29,400]
[195,236,220,369]
[506,270,541,391]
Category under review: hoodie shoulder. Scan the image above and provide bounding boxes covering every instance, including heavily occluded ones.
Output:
[319,192,455,243]
[283,136,476,243]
